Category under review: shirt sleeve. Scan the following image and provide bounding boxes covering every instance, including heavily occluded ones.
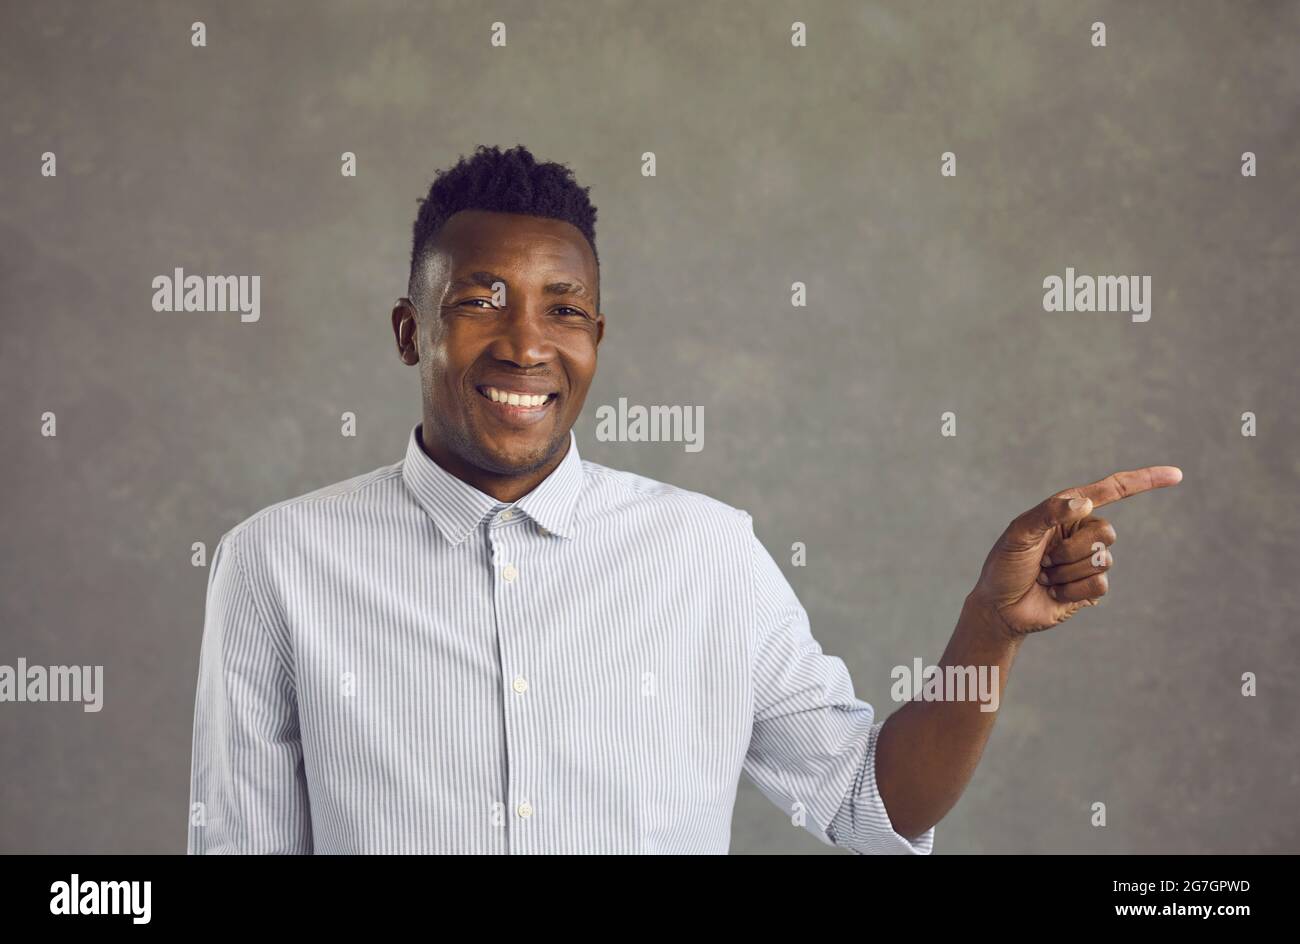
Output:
[187,530,313,854]
[741,521,934,855]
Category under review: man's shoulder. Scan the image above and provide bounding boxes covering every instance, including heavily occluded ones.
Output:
[578,458,754,532]
[220,461,405,549]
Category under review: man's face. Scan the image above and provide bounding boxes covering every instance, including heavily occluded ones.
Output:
[393,209,604,477]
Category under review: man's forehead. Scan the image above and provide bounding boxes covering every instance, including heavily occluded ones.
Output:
[432,211,596,284]
[439,210,589,256]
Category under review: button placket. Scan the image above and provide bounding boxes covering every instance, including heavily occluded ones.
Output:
[492,526,535,849]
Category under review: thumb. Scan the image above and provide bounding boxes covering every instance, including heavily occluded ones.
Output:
[1007,494,1093,547]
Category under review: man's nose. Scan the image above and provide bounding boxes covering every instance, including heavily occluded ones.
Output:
[491,303,555,367]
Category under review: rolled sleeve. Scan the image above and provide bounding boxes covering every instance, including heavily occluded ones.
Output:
[187,529,313,854]
[828,721,935,854]
[741,520,934,855]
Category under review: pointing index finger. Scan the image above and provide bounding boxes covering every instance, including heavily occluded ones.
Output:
[1068,466,1183,509]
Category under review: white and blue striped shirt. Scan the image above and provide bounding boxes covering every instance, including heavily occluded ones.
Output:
[187,424,935,854]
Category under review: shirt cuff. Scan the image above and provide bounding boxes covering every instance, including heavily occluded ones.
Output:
[828,720,936,855]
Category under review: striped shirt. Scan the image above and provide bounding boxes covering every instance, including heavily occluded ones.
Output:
[187,424,935,854]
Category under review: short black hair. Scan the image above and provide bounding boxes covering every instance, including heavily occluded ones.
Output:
[407,144,599,310]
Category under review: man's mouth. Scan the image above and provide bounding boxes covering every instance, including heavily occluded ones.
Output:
[474,385,559,424]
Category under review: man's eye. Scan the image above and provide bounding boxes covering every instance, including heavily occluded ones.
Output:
[554,306,587,317]
[461,298,495,309]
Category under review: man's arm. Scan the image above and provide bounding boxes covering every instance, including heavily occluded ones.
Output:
[187,530,313,854]
[874,593,1020,841]
[875,466,1182,840]
[742,518,934,854]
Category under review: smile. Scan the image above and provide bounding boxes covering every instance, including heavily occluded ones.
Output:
[475,385,558,424]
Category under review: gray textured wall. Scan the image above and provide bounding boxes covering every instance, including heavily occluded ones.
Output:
[2,0,1297,854]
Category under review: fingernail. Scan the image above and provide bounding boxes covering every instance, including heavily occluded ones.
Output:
[1069,497,1090,511]
[1048,586,1058,600]
[1036,572,1048,585]
[1042,555,1052,567]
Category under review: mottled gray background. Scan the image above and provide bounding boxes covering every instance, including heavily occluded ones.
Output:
[1,0,1297,854]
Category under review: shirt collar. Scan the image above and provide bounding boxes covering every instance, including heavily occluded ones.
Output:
[401,424,584,545]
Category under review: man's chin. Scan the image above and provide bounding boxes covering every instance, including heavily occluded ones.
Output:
[470,432,563,477]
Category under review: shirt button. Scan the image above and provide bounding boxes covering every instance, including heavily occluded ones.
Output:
[512,676,529,694]
[537,525,549,536]
[500,508,515,521]
[502,564,519,582]
[517,801,533,819]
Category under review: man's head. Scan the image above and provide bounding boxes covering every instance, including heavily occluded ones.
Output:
[392,145,604,491]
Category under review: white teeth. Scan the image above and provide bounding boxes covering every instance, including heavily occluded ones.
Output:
[483,387,550,408]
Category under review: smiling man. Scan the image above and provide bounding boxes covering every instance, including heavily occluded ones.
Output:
[397,203,600,498]
[187,144,1182,854]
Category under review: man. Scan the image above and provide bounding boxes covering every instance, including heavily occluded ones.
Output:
[187,144,1181,854]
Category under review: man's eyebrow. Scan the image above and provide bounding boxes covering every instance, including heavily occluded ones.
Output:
[446,271,505,293]
[446,271,589,297]
[543,280,589,298]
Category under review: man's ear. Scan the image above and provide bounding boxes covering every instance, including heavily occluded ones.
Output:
[392,299,419,365]
[595,310,606,347]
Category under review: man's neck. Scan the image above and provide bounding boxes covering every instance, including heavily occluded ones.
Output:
[417,424,569,504]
